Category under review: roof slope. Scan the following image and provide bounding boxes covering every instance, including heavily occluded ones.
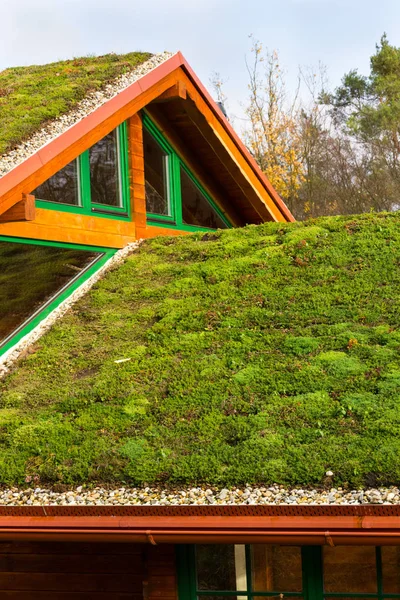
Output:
[2,212,400,488]
[0,52,151,157]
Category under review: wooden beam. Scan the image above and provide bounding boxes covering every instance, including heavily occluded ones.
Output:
[151,81,187,103]
[0,194,35,222]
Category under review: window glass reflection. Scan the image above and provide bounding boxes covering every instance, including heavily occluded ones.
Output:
[89,130,122,207]
[0,240,103,346]
[323,546,377,593]
[181,167,227,229]
[196,545,246,591]
[143,128,170,216]
[252,545,302,592]
[382,546,400,593]
[34,159,80,206]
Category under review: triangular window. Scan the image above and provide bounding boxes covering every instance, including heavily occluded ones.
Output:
[143,114,230,230]
[0,237,112,356]
[180,166,227,229]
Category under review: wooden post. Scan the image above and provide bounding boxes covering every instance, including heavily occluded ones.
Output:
[128,113,147,239]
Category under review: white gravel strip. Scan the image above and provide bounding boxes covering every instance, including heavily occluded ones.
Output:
[1,485,399,506]
[0,52,173,178]
[0,240,142,379]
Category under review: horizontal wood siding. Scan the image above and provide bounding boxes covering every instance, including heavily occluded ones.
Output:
[0,541,177,600]
[147,545,177,600]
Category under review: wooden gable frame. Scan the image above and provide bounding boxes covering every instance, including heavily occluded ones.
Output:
[0,53,294,247]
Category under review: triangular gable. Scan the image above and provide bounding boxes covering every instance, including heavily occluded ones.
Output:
[0,53,294,224]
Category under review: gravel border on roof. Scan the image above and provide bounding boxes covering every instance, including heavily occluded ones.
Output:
[0,240,142,379]
[1,485,399,506]
[0,52,173,178]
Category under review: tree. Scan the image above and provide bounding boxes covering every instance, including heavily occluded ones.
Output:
[242,39,304,208]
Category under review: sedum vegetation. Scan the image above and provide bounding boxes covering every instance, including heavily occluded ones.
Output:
[0,52,151,156]
[2,213,400,487]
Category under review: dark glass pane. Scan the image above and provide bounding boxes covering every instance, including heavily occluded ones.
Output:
[196,545,246,591]
[143,128,170,216]
[382,547,400,593]
[0,241,103,346]
[198,597,243,600]
[181,167,227,229]
[251,545,302,592]
[323,546,377,593]
[34,159,80,206]
[89,129,122,207]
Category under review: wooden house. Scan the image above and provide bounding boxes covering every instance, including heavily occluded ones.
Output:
[0,51,292,360]
[1,53,400,600]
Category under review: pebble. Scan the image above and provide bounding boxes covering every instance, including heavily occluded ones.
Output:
[0,485,398,506]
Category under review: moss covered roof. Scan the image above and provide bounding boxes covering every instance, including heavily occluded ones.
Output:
[2,213,400,488]
[0,52,151,156]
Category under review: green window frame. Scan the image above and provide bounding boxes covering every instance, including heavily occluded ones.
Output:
[177,545,399,600]
[142,113,232,232]
[35,123,130,221]
[0,236,115,357]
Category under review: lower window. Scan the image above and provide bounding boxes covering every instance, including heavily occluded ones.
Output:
[0,237,115,355]
[179,544,400,600]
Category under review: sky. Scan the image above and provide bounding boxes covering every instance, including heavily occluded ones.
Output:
[1,0,400,127]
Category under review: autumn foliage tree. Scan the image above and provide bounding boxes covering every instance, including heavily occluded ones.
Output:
[243,39,304,209]
[236,35,400,219]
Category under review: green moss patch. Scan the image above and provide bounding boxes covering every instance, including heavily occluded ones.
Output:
[0,52,151,156]
[2,212,400,487]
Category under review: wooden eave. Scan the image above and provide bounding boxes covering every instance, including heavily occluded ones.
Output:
[0,53,294,225]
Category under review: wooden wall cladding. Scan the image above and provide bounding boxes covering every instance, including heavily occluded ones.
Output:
[0,541,178,600]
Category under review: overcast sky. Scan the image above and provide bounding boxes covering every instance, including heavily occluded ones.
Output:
[1,0,400,125]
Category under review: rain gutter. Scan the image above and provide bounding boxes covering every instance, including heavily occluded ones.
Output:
[1,508,400,544]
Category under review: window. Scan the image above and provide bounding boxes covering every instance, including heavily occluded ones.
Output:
[143,113,230,231]
[34,159,80,206]
[0,237,114,356]
[143,126,170,217]
[179,545,400,600]
[33,123,130,219]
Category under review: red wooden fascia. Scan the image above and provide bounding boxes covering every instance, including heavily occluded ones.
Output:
[0,511,400,544]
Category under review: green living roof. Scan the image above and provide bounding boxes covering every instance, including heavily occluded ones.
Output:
[2,212,400,488]
[0,51,151,156]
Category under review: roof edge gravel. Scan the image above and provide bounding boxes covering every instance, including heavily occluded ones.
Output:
[0,485,398,507]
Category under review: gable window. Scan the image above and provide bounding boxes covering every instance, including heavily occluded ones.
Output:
[143,113,230,231]
[33,123,130,219]
[0,236,114,356]
[178,544,400,600]
[34,159,81,207]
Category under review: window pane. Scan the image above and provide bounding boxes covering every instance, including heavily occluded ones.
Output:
[143,128,170,216]
[251,546,302,592]
[181,167,227,229]
[34,159,80,206]
[0,240,103,347]
[198,597,243,600]
[196,545,246,591]
[323,546,377,593]
[382,547,400,593]
[89,129,122,207]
